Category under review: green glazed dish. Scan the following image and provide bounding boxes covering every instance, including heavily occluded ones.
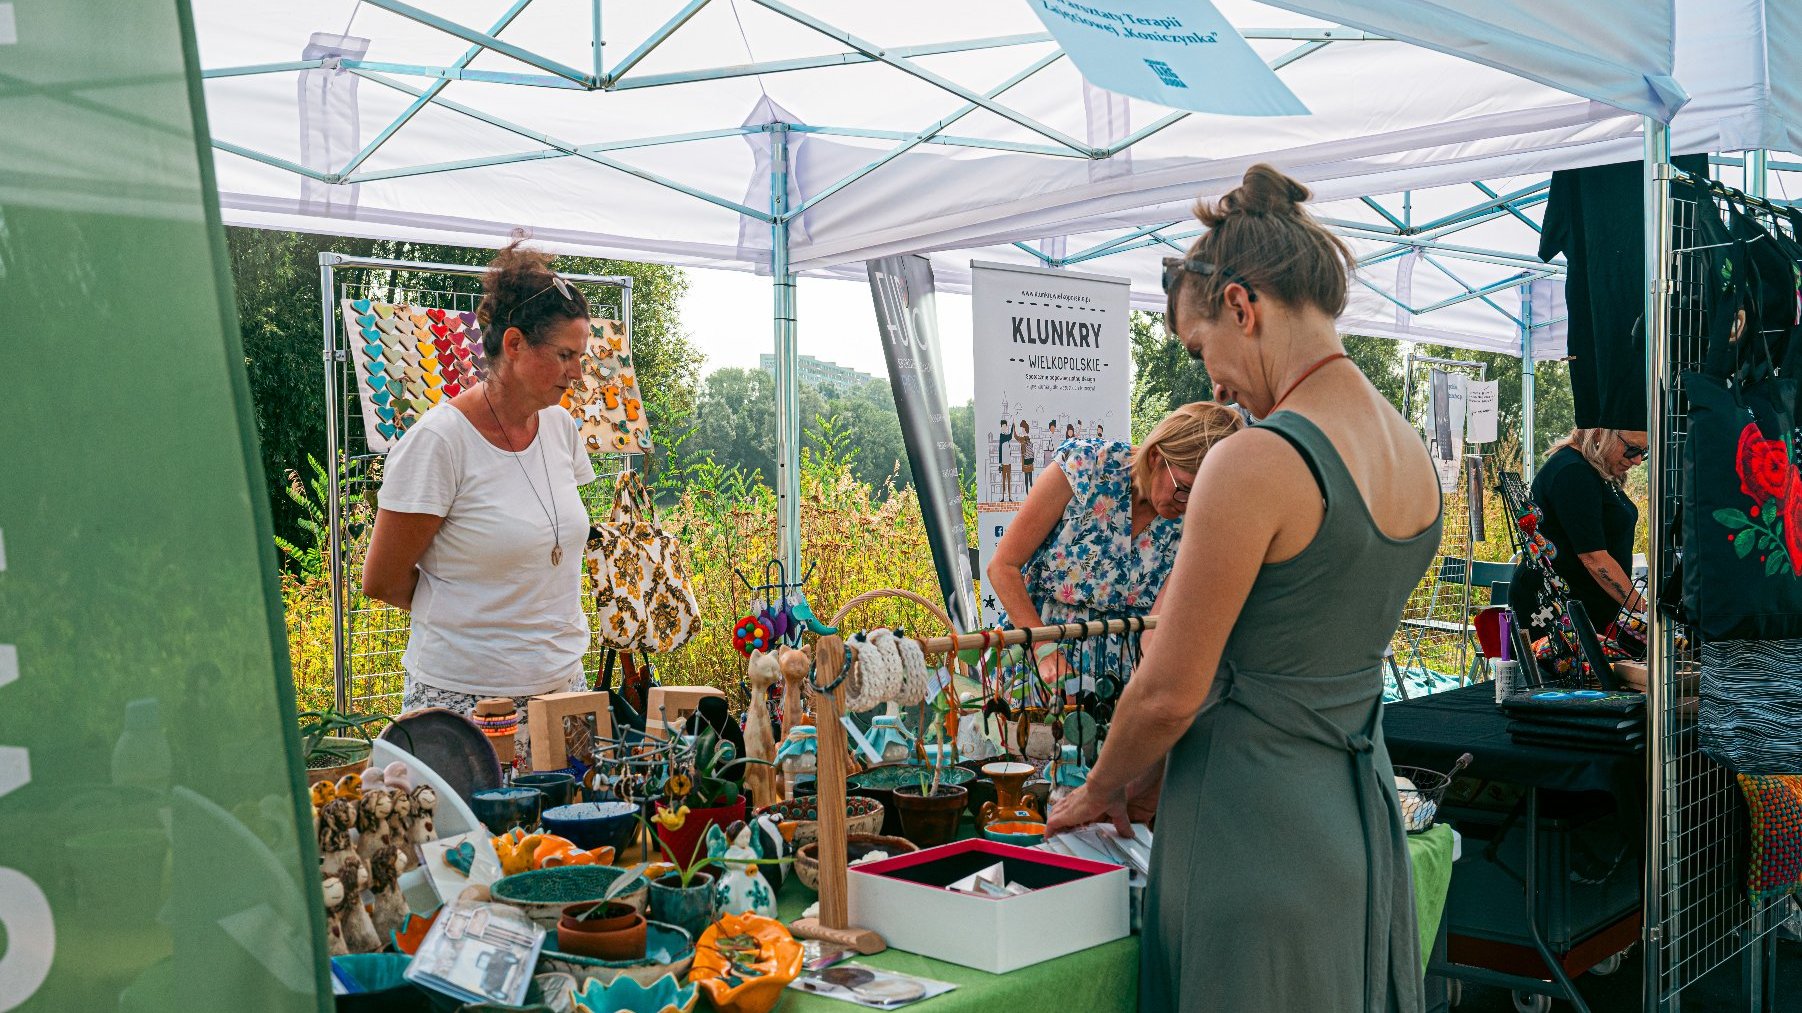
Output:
[848,763,975,791]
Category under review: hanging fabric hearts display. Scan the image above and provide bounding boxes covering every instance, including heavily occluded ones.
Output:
[340,297,490,453]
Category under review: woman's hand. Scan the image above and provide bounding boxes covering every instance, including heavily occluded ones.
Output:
[1036,647,1073,688]
[1046,782,1133,838]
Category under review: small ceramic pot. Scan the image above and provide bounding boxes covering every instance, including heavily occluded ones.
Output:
[512,772,578,810]
[654,796,745,867]
[980,820,1048,846]
[542,800,638,852]
[892,783,968,849]
[979,761,1042,828]
[791,775,817,798]
[752,795,883,849]
[648,871,717,943]
[558,901,648,961]
[848,763,975,836]
[471,786,544,835]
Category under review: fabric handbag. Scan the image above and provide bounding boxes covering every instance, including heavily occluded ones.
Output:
[585,471,699,652]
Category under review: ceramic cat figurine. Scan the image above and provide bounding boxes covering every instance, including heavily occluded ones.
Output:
[743,650,780,809]
[336,853,383,954]
[406,785,438,865]
[367,846,412,945]
[778,647,810,733]
[706,824,776,919]
[320,873,350,956]
[356,788,395,866]
[317,798,358,878]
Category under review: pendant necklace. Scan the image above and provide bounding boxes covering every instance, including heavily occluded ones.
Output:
[484,385,563,566]
[1271,351,1350,411]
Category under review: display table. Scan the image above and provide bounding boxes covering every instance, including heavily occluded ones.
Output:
[1384,683,1644,1013]
[770,818,1454,1011]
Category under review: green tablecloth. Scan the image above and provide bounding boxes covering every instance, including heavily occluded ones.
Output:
[774,822,1455,1011]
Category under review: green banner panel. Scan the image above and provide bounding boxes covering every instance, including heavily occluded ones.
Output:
[0,2,328,1010]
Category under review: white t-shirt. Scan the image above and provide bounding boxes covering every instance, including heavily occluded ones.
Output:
[379,403,597,696]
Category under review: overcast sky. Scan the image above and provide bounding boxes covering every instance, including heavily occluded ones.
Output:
[679,268,978,404]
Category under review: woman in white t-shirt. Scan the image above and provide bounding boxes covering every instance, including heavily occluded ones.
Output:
[364,242,595,754]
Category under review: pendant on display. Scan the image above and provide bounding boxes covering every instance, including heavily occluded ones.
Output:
[552,544,563,566]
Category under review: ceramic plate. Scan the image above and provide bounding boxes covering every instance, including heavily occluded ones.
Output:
[381,708,501,805]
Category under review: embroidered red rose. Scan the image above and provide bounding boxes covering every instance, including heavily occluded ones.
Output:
[1736,423,1792,504]
[1785,469,1802,575]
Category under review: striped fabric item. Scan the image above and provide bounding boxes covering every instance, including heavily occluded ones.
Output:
[1700,639,1802,774]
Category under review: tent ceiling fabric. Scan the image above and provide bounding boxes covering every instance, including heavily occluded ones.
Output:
[195,1,1789,356]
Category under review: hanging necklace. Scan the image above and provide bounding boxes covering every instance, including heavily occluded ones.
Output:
[1271,351,1350,411]
[484,385,564,566]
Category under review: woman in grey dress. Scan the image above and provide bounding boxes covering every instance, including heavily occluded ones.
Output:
[1047,165,1441,1012]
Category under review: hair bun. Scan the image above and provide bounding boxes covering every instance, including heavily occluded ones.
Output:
[1199,163,1310,225]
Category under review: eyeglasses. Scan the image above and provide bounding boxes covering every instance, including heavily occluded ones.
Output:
[505,272,581,332]
[1161,255,1257,336]
[1617,434,1648,461]
[1162,456,1193,502]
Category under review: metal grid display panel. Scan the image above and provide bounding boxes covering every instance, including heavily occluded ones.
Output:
[1651,186,1792,1006]
[1392,359,1493,687]
[327,275,632,714]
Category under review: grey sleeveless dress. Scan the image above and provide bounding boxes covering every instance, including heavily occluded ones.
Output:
[1141,411,1440,1012]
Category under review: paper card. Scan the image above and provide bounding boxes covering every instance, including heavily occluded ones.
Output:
[1467,379,1500,443]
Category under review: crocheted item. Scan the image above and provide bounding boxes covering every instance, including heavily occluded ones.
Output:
[895,634,930,705]
[862,629,906,706]
[1739,774,1802,904]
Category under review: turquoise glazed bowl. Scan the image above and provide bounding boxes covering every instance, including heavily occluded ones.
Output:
[541,800,638,852]
[980,820,1048,846]
[491,864,648,929]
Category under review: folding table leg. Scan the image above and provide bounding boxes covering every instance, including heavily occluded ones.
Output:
[1524,786,1592,1013]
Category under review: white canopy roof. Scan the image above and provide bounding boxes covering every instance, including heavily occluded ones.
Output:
[195,0,1798,356]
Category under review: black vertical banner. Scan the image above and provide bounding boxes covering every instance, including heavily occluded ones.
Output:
[868,255,977,633]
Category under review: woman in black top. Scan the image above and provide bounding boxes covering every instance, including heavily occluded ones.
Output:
[1514,427,1648,639]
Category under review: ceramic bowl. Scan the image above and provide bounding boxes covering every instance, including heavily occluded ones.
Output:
[569,970,697,1013]
[794,834,917,892]
[542,800,639,852]
[492,864,649,929]
[980,819,1048,846]
[752,795,883,849]
[790,775,817,797]
[690,913,803,1013]
[538,921,696,988]
[513,772,579,811]
[472,786,545,835]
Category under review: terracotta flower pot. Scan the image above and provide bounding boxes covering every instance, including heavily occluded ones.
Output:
[892,783,968,849]
[655,795,745,867]
[557,901,647,961]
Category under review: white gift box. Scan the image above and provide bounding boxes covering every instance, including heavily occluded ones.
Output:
[846,838,1130,974]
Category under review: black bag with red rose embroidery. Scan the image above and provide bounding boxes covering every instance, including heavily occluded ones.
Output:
[1677,180,1802,642]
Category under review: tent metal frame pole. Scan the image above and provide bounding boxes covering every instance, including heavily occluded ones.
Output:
[321,256,348,712]
[1520,285,1536,481]
[1641,115,1674,1013]
[771,123,802,579]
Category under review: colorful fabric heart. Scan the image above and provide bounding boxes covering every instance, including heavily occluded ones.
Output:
[352,298,372,313]
[376,422,397,440]
[444,382,462,398]
[373,303,394,319]
[459,311,477,328]
[371,387,391,406]
[426,308,446,324]
[363,343,384,361]
[355,313,377,328]
[373,404,396,422]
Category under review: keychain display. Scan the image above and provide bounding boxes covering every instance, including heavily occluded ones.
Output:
[566,319,653,455]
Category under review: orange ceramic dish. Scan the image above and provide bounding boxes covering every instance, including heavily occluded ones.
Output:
[391,906,441,956]
[689,913,804,1013]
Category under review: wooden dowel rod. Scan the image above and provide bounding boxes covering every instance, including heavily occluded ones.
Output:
[911,615,1157,655]
[810,634,851,930]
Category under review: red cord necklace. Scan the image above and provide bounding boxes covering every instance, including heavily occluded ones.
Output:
[1271,352,1350,411]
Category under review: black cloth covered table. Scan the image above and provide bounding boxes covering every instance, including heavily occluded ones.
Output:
[1382,683,1643,802]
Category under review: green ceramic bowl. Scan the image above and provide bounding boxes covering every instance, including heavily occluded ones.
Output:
[847,763,975,792]
[491,865,648,929]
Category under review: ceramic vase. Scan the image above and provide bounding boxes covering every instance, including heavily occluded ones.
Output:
[979,761,1041,828]
[648,871,717,943]
[892,783,967,849]
[556,901,648,961]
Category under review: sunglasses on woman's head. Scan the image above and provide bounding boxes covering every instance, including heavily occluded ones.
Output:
[1161,256,1256,352]
[505,272,581,332]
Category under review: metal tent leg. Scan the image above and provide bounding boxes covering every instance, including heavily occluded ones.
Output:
[320,255,348,711]
[770,122,801,577]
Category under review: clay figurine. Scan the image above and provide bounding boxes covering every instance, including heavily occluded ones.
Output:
[334,773,365,804]
[309,780,338,810]
[382,760,413,793]
[774,725,817,798]
[706,823,776,919]
[778,647,810,733]
[743,651,780,809]
[320,874,350,956]
[367,845,412,944]
[336,853,383,954]
[386,789,414,861]
[317,798,358,878]
[356,788,395,865]
[406,785,438,864]
[359,766,388,795]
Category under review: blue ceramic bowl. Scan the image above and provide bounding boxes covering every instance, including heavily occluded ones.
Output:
[980,820,1048,846]
[511,772,577,810]
[541,800,638,852]
[470,786,544,835]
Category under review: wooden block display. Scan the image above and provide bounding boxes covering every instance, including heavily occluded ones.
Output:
[644,686,727,739]
[526,691,612,771]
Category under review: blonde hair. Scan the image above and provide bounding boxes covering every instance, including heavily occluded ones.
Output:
[1551,428,1631,487]
[1131,401,1246,500]
[1172,164,1354,322]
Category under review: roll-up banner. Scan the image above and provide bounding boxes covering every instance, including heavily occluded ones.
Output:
[971,261,1132,620]
[867,255,978,634]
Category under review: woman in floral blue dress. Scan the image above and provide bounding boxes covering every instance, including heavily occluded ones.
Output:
[987,402,1243,695]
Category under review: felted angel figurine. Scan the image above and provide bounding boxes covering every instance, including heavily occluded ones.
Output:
[382,761,413,793]
[356,788,395,866]
[317,798,358,878]
[405,785,438,864]
[742,650,780,809]
[705,823,777,919]
[320,873,350,956]
[336,853,383,954]
[367,845,412,945]
[386,790,414,861]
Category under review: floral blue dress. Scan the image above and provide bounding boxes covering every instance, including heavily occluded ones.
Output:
[998,439,1182,700]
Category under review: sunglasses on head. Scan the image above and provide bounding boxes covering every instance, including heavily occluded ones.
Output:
[1161,256,1257,349]
[505,272,581,333]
